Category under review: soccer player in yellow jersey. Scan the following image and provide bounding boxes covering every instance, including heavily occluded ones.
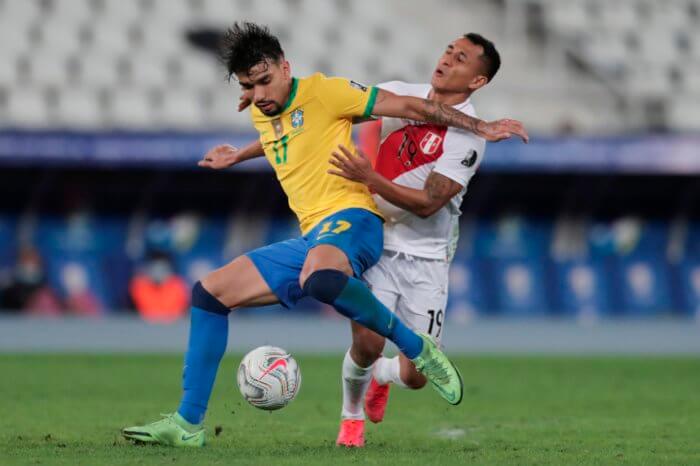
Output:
[123,22,527,447]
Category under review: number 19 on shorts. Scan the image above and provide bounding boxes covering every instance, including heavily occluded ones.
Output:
[427,309,443,338]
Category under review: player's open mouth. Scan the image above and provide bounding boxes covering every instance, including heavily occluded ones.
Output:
[434,68,444,78]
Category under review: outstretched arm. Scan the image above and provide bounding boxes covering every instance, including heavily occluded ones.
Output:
[328,145,462,218]
[198,140,265,170]
[371,89,529,143]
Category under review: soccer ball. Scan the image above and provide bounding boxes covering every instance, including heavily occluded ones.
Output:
[237,346,301,410]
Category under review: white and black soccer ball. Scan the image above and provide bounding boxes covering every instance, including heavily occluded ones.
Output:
[237,346,301,411]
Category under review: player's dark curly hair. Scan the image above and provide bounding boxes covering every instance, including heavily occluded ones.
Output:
[220,22,285,80]
[464,33,501,82]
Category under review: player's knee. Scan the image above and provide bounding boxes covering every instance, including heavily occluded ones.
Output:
[302,269,348,304]
[191,281,230,315]
[350,341,383,365]
[352,327,384,357]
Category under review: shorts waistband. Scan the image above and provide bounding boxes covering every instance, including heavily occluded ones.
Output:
[383,249,448,263]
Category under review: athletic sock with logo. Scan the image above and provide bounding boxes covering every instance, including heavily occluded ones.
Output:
[340,350,374,419]
[303,269,423,359]
[177,282,230,425]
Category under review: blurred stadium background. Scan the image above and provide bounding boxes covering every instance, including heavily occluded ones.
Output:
[1,0,700,352]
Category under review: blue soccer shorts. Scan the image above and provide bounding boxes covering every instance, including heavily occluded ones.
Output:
[246,208,383,308]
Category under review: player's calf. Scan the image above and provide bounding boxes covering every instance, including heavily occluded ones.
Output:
[398,355,427,389]
[350,322,385,367]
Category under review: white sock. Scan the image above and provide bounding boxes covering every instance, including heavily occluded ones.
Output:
[340,350,374,420]
[373,356,407,388]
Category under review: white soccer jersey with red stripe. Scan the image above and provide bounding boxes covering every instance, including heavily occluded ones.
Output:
[373,81,486,260]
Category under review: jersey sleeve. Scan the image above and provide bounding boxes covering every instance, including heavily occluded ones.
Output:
[316,76,378,119]
[433,128,486,188]
[376,81,403,93]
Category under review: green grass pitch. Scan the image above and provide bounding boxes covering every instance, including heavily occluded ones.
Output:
[1,354,699,465]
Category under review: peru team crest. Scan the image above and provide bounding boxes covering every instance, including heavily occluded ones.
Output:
[291,108,304,128]
[419,131,442,155]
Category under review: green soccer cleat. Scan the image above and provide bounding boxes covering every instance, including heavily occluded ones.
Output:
[411,334,464,405]
[122,413,205,447]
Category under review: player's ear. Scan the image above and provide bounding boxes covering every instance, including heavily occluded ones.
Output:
[469,75,488,91]
[281,60,291,80]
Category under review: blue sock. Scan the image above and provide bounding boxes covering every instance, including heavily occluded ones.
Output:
[303,269,424,359]
[177,282,230,425]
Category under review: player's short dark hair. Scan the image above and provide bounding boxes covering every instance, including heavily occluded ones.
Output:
[464,32,500,82]
[220,22,284,79]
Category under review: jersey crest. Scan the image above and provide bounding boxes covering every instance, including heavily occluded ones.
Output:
[376,124,447,180]
[291,108,304,128]
[419,131,443,155]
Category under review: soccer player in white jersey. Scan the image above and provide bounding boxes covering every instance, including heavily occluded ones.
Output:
[327,33,498,447]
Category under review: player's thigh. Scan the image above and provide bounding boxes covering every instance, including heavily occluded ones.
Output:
[201,255,279,309]
[300,244,353,285]
[246,237,309,309]
[300,208,383,286]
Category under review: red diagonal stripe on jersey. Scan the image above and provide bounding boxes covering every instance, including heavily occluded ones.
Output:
[375,124,447,182]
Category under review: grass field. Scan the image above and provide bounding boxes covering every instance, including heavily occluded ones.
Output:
[1,354,699,466]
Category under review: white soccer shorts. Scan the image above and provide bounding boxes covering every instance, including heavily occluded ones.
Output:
[363,250,449,345]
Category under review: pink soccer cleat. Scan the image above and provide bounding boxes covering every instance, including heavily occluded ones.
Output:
[364,377,390,424]
[335,419,365,448]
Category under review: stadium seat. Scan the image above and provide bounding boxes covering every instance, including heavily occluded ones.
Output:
[447,259,490,320]
[0,0,42,23]
[107,88,158,129]
[202,86,251,129]
[668,97,700,132]
[5,88,51,128]
[28,212,129,310]
[551,259,610,317]
[158,90,204,130]
[685,222,700,259]
[93,0,144,25]
[46,0,95,25]
[197,0,238,27]
[84,22,134,58]
[46,255,111,311]
[490,258,549,317]
[77,53,124,89]
[473,215,551,260]
[55,88,104,129]
[124,54,172,89]
[678,260,700,317]
[36,17,85,56]
[176,52,224,89]
[613,257,673,317]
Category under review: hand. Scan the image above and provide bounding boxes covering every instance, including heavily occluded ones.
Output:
[328,145,375,184]
[476,119,529,143]
[238,95,252,112]
[198,144,240,169]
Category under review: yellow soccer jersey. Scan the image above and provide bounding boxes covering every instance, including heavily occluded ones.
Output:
[251,73,382,234]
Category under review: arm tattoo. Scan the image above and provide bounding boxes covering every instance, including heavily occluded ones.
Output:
[425,171,457,202]
[419,99,481,133]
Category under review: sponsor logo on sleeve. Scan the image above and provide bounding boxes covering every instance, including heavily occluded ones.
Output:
[350,80,368,92]
[461,149,478,167]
